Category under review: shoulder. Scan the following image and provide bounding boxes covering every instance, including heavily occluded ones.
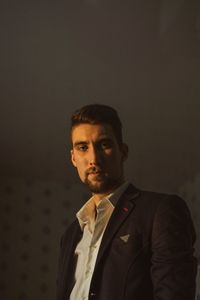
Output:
[125,184,193,230]
[139,189,191,217]
[128,184,188,213]
[138,190,195,240]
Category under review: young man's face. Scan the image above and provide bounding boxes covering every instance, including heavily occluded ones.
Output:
[71,123,128,194]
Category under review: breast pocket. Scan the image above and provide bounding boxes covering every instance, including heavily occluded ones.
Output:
[111,231,144,261]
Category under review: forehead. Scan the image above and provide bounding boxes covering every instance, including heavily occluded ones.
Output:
[71,123,116,142]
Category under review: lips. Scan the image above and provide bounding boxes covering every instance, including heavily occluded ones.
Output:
[87,167,104,178]
[87,167,103,175]
[88,171,102,176]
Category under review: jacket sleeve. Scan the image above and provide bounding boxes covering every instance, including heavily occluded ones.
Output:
[151,195,197,300]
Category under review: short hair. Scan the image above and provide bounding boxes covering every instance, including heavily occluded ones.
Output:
[71,104,123,145]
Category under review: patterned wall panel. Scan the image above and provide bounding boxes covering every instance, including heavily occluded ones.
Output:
[0,177,88,300]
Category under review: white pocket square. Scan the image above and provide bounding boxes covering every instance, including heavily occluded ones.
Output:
[120,234,130,243]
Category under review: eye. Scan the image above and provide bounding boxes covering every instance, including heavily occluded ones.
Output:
[76,144,88,152]
[101,140,112,149]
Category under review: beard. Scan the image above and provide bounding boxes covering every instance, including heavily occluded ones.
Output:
[84,174,122,194]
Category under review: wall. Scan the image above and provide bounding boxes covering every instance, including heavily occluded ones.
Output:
[0,177,88,300]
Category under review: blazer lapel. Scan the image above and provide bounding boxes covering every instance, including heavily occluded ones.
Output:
[95,184,140,267]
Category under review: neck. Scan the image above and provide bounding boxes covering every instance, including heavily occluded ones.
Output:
[92,180,125,206]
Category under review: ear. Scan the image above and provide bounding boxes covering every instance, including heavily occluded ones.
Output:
[121,143,128,161]
[70,149,77,168]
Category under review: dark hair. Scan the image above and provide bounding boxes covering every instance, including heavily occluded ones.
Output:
[71,104,123,144]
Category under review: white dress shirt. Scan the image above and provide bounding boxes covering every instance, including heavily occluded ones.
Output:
[69,181,129,300]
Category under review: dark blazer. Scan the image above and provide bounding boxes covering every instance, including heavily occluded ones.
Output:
[57,184,197,300]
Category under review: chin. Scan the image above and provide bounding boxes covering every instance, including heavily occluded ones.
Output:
[87,182,105,194]
[85,178,120,194]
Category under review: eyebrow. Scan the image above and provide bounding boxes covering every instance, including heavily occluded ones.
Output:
[73,137,113,148]
[73,141,89,148]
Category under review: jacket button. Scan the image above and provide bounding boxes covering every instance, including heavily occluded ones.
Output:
[90,292,96,297]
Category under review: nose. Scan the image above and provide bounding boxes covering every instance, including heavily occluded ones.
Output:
[89,145,102,166]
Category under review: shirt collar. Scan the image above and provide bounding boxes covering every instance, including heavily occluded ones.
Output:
[76,181,130,231]
[106,181,130,207]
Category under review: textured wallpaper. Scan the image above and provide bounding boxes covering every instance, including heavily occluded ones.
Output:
[0,177,88,300]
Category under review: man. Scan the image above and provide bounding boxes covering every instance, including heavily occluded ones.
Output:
[57,104,197,300]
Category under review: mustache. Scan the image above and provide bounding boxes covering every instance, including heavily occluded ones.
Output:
[86,166,103,174]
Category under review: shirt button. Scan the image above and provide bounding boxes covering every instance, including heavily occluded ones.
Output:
[85,268,91,275]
